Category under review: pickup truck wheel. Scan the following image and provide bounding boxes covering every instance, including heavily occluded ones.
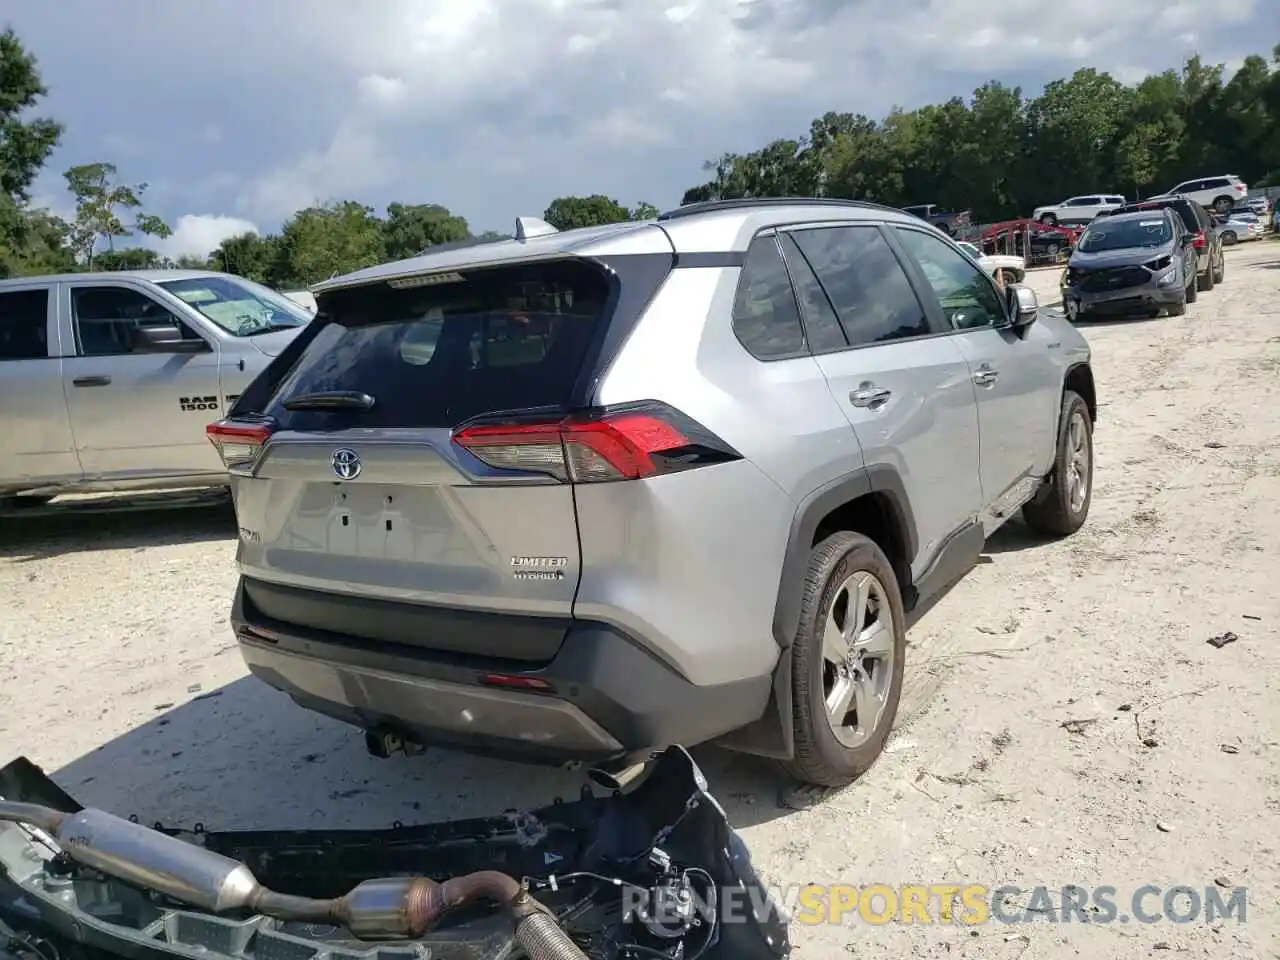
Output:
[781,532,906,788]
[1212,196,1233,214]
[1022,390,1093,537]
[1039,213,1058,226]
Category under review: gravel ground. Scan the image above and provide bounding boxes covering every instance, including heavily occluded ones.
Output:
[2,242,1278,959]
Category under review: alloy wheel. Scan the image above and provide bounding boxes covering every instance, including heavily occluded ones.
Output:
[821,571,896,748]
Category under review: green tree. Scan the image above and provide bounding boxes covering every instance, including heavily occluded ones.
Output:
[209,232,279,283]
[273,200,385,287]
[542,194,632,230]
[94,247,162,271]
[0,28,66,278]
[630,201,660,220]
[63,161,172,268]
[381,202,471,260]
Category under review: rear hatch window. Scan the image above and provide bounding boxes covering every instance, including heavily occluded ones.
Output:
[264,259,611,430]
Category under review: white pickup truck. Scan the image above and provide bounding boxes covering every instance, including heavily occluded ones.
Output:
[0,270,308,506]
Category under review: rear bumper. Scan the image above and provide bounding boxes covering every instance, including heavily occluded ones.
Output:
[231,578,773,766]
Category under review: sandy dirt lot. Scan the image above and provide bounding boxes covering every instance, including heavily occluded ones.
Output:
[2,243,1278,959]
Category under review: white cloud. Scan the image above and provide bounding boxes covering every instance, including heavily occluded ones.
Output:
[356,74,406,107]
[156,214,260,259]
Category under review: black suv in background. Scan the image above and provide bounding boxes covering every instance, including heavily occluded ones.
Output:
[1097,197,1224,292]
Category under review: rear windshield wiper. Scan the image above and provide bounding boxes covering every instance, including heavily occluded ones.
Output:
[282,391,375,411]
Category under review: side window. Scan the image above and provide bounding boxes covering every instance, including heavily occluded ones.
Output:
[894,228,1007,331]
[0,289,51,361]
[731,236,807,360]
[1078,196,1102,205]
[790,226,935,347]
[777,234,848,352]
[70,287,199,357]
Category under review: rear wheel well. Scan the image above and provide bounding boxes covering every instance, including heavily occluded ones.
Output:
[811,492,911,602]
[1064,363,1096,424]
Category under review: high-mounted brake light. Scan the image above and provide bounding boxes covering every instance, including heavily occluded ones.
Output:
[207,420,274,470]
[453,403,739,483]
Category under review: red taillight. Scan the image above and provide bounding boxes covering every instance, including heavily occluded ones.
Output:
[480,673,555,693]
[1193,229,1206,249]
[1235,183,1246,193]
[453,403,738,483]
[207,420,274,469]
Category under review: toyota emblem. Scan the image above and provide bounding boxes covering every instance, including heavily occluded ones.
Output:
[331,448,362,480]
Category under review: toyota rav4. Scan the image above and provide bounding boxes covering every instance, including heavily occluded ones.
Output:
[209,198,1097,788]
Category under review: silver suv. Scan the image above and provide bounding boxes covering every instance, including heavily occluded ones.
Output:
[212,199,1097,787]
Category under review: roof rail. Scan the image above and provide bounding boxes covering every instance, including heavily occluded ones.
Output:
[515,216,559,241]
[657,197,900,222]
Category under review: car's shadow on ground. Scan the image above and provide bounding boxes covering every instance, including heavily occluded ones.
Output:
[981,518,1057,555]
[0,491,236,562]
[50,676,796,834]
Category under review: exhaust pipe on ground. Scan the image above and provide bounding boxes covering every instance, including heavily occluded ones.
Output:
[0,801,587,958]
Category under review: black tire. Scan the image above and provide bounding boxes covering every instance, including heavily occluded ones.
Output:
[1040,213,1058,226]
[1167,290,1187,316]
[1219,230,1237,247]
[1197,257,1215,292]
[781,532,907,788]
[1212,196,1233,214]
[1023,391,1093,537]
[1213,248,1225,283]
[1186,273,1199,302]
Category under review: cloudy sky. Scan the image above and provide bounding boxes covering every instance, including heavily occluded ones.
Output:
[8,0,1270,258]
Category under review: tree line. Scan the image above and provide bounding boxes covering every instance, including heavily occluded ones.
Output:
[2,24,1277,290]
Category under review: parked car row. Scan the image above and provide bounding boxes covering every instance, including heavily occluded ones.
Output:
[1034,175,1265,227]
[1059,195,1226,321]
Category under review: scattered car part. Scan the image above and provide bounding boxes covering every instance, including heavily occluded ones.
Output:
[0,746,788,960]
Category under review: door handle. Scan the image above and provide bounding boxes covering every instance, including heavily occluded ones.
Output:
[72,375,112,387]
[849,385,892,408]
[972,370,999,386]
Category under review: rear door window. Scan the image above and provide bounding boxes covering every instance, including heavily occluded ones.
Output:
[1078,196,1103,206]
[790,226,937,345]
[0,288,51,361]
[265,259,612,430]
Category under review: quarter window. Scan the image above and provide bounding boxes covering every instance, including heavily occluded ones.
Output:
[789,226,935,346]
[894,228,1007,330]
[731,236,807,360]
[777,234,848,352]
[0,289,50,361]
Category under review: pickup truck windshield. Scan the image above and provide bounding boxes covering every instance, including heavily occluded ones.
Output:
[158,276,311,336]
[1078,218,1172,252]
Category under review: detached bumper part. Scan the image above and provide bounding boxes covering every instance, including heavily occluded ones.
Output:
[0,747,789,960]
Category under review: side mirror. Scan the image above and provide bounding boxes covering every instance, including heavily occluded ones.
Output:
[1007,284,1038,332]
[133,323,207,353]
